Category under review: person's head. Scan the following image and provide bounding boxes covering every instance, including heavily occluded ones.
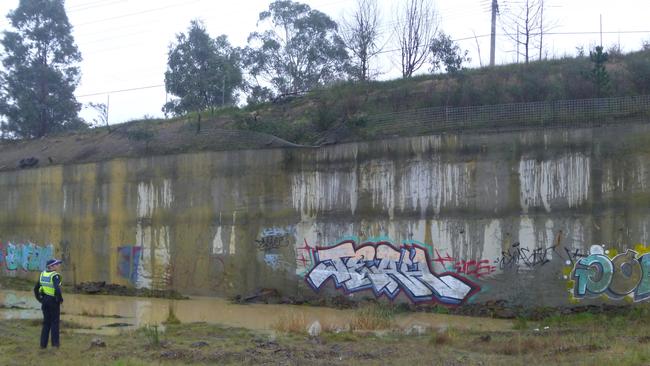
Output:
[46,259,62,271]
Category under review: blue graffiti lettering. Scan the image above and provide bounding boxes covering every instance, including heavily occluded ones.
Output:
[572,254,613,297]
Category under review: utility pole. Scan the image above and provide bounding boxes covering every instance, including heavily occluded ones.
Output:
[599,14,603,47]
[490,0,498,66]
[538,0,544,61]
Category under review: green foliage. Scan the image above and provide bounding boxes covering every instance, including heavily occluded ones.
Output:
[125,129,154,142]
[313,99,338,131]
[625,51,650,95]
[590,46,611,97]
[512,316,529,330]
[244,0,350,100]
[430,32,470,74]
[141,325,161,347]
[164,20,243,118]
[0,0,86,138]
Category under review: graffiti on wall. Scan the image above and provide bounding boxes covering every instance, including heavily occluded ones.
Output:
[117,246,142,284]
[296,239,315,276]
[305,240,479,305]
[432,249,496,278]
[0,241,54,271]
[570,244,650,302]
[255,227,295,251]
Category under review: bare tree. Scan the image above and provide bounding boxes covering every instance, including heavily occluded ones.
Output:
[500,0,555,63]
[340,0,383,81]
[394,0,439,78]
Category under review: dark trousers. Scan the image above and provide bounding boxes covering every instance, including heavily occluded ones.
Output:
[40,296,60,348]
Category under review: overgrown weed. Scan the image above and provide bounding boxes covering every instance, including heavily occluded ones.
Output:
[271,313,307,334]
[141,324,162,347]
[350,303,395,330]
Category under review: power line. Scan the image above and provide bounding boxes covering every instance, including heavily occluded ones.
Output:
[76,84,164,98]
[73,27,650,98]
[74,0,203,28]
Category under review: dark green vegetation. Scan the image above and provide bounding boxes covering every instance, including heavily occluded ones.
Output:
[0,0,86,139]
[3,304,650,365]
[163,20,242,122]
[243,0,349,103]
[2,0,649,145]
[183,48,650,145]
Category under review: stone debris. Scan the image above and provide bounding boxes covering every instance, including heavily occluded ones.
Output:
[90,338,106,348]
[307,321,322,337]
[404,324,430,336]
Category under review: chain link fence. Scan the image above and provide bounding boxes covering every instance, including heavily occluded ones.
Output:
[358,95,650,139]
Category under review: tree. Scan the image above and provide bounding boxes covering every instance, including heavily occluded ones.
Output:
[88,101,109,131]
[500,0,555,63]
[244,0,349,101]
[0,0,85,139]
[590,46,610,97]
[394,0,439,78]
[430,32,470,74]
[164,20,243,124]
[340,0,383,81]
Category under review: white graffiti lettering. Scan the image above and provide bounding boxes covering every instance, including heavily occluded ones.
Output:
[306,241,478,305]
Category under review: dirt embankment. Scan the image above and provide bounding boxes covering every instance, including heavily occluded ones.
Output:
[0,117,299,174]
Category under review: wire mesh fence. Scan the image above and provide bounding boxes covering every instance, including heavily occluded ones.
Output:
[361,95,650,139]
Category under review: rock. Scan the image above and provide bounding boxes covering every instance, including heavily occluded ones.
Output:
[18,157,38,169]
[190,341,209,348]
[479,334,492,342]
[242,288,281,304]
[90,338,106,348]
[404,324,429,336]
[307,321,322,337]
[160,350,183,359]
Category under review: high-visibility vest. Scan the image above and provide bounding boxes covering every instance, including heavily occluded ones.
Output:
[39,271,61,297]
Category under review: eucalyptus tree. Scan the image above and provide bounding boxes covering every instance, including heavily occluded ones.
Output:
[430,32,470,74]
[0,0,85,138]
[244,0,349,102]
[164,20,242,123]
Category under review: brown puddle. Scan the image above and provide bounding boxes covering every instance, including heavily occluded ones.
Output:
[0,290,511,334]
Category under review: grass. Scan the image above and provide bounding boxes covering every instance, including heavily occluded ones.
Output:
[271,313,307,334]
[349,303,395,330]
[141,324,162,348]
[5,307,650,365]
[0,275,34,290]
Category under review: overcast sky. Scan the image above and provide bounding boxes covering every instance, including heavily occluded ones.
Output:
[1,0,649,125]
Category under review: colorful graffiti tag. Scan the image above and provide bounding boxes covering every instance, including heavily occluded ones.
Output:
[305,240,479,305]
[570,245,650,302]
[0,241,54,271]
[117,246,142,284]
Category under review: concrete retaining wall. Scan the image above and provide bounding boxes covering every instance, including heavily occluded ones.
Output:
[3,121,650,308]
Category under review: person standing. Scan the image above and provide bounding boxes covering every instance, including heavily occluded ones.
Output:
[33,259,63,349]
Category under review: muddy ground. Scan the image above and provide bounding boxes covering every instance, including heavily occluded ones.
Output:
[3,306,650,366]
